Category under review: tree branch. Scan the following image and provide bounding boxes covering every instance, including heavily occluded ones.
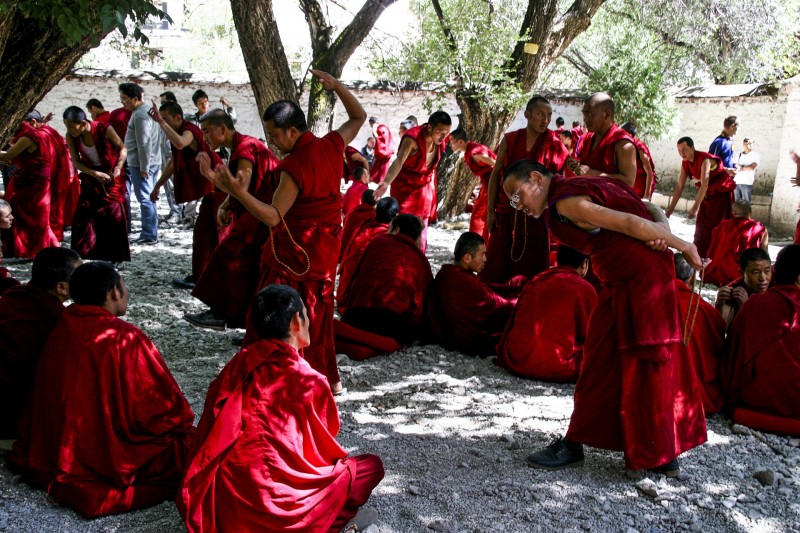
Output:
[299,0,332,57]
[430,0,463,84]
[563,49,595,77]
[327,0,398,74]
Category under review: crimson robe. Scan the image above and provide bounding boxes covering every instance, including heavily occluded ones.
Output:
[576,123,633,177]
[336,220,389,304]
[7,305,194,518]
[497,266,597,383]
[547,175,707,470]
[723,285,800,436]
[0,267,20,295]
[429,264,516,356]
[179,339,382,532]
[631,137,657,198]
[0,284,64,438]
[3,123,59,259]
[339,203,374,263]
[682,151,736,257]
[704,217,766,287]
[342,180,368,218]
[108,107,132,141]
[464,141,496,240]
[343,145,362,183]
[340,233,432,345]
[390,125,444,232]
[192,133,278,327]
[94,111,111,124]
[369,123,394,183]
[795,218,800,244]
[69,121,130,262]
[248,131,344,386]
[482,128,569,284]
[41,124,80,240]
[333,319,401,361]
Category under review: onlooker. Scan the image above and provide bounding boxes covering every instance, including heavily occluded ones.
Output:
[361,136,376,167]
[184,89,237,127]
[709,115,739,172]
[734,137,759,202]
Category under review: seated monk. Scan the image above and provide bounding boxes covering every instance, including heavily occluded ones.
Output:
[336,196,399,303]
[722,244,800,436]
[339,190,377,263]
[339,214,432,346]
[715,247,772,330]
[342,167,370,218]
[429,232,517,356]
[674,253,726,414]
[0,200,21,296]
[0,247,81,438]
[704,199,768,287]
[179,284,383,532]
[7,262,194,518]
[497,245,597,382]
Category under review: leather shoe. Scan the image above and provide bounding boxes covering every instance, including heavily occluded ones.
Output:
[526,437,584,470]
[184,310,225,331]
[650,458,680,478]
[172,276,195,290]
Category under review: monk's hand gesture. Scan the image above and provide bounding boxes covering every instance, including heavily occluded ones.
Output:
[310,69,339,91]
[217,200,232,227]
[373,182,388,201]
[196,152,214,181]
[731,286,749,307]
[148,100,164,125]
[213,164,249,199]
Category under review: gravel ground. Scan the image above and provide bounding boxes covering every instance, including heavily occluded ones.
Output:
[0,206,797,533]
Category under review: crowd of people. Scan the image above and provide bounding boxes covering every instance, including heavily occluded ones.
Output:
[0,70,799,531]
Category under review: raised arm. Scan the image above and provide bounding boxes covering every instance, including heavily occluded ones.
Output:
[148,101,195,150]
[349,150,370,170]
[311,69,366,146]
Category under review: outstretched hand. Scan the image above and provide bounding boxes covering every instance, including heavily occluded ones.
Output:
[148,99,164,125]
[373,181,388,202]
[212,163,249,198]
[196,152,213,181]
[310,69,339,91]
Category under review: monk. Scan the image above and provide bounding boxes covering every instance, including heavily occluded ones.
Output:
[497,245,597,383]
[149,101,221,289]
[0,120,60,258]
[7,262,194,518]
[621,122,657,199]
[86,99,110,123]
[63,106,131,263]
[187,110,278,330]
[722,244,800,436]
[666,136,736,257]
[505,160,707,477]
[704,200,768,287]
[373,111,452,251]
[206,70,365,394]
[343,144,369,182]
[715,247,772,330]
[342,166,370,218]
[484,96,570,284]
[108,104,133,231]
[429,232,516,356]
[179,284,383,532]
[339,214,433,346]
[449,128,497,240]
[369,116,394,183]
[0,199,14,269]
[336,196,399,304]
[340,190,377,263]
[0,247,81,438]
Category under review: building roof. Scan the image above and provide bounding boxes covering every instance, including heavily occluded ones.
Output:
[671,83,772,98]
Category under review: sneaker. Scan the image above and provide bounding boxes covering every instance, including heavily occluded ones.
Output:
[172,276,195,290]
[526,437,585,470]
[184,310,225,331]
[650,458,680,478]
[131,236,158,245]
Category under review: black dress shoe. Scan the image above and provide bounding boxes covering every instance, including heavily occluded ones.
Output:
[184,310,225,331]
[650,458,680,478]
[172,276,195,289]
[526,437,585,470]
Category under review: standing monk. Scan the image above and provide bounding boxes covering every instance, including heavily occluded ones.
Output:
[666,136,736,257]
[449,128,497,240]
[86,99,110,124]
[108,104,133,232]
[374,111,452,252]
[505,160,707,477]
[484,96,569,283]
[63,106,131,264]
[369,116,394,183]
[207,70,365,394]
[621,122,657,199]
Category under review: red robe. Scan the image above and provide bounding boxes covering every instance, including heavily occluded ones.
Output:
[390,125,444,227]
[497,266,597,383]
[342,145,362,182]
[703,217,766,287]
[3,123,59,258]
[464,141,496,240]
[723,285,800,436]
[0,267,21,295]
[342,180,368,218]
[547,175,707,469]
[340,233,432,345]
[249,131,344,385]
[94,111,111,124]
[0,284,64,438]
[333,319,401,361]
[339,203,374,263]
[795,218,800,244]
[429,264,516,356]
[631,137,657,198]
[108,107,132,141]
[336,220,389,304]
[482,128,569,284]
[69,121,130,262]
[675,281,726,414]
[7,304,194,518]
[369,123,394,183]
[41,124,80,241]
[179,339,383,532]
[682,151,736,257]
[192,133,278,327]
[576,123,633,177]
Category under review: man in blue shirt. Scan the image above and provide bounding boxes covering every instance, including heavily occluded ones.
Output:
[709,115,739,172]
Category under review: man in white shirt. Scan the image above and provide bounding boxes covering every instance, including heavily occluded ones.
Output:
[735,138,759,202]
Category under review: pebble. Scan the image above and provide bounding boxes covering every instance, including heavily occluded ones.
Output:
[721,496,737,509]
[408,485,422,496]
[754,469,776,486]
[635,478,659,498]
[694,495,715,509]
[789,438,800,447]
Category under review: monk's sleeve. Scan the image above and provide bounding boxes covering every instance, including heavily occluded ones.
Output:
[721,304,752,409]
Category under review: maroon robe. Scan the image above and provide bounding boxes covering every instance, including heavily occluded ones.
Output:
[723,285,800,436]
[108,107,132,141]
[342,145,362,183]
[3,123,59,259]
[339,203,374,263]
[497,266,597,383]
[682,151,736,257]
[69,121,130,262]
[576,123,633,176]
[7,304,194,518]
[94,111,111,124]
[704,217,766,287]
[631,137,657,198]
[342,180,368,218]
[41,124,80,240]
[0,284,64,438]
[192,133,278,327]
[333,319,401,361]
[547,175,707,469]
[369,123,394,183]
[482,128,569,284]
[0,267,20,295]
[464,141,496,240]
[336,220,389,304]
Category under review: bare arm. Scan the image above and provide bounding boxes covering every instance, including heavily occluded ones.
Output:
[65,134,101,179]
[472,153,497,168]
[688,159,712,219]
[151,159,174,201]
[0,136,36,162]
[486,138,509,231]
[105,126,127,177]
[577,140,637,186]
[640,151,654,198]
[312,69,366,146]
[350,150,369,170]
[373,136,418,200]
[761,228,769,250]
[148,101,195,150]
[665,166,688,217]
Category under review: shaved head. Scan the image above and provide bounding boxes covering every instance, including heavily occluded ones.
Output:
[732,199,752,218]
[585,92,615,116]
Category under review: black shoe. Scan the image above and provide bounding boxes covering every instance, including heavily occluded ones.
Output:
[650,458,680,478]
[172,276,195,290]
[131,237,158,245]
[184,310,225,331]
[526,437,585,470]
[231,335,245,347]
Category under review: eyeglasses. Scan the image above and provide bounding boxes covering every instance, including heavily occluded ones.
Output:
[509,184,523,210]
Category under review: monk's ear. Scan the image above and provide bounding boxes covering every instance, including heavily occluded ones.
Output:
[54,281,69,299]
